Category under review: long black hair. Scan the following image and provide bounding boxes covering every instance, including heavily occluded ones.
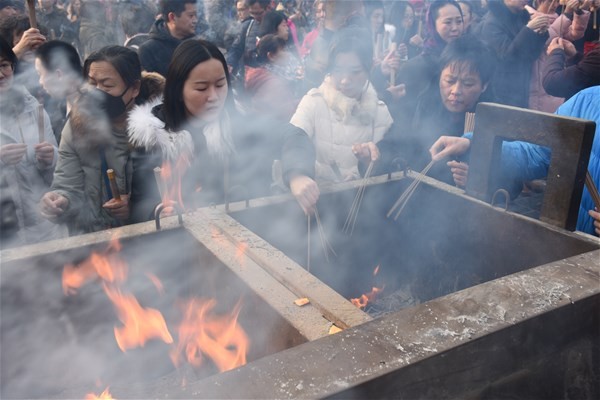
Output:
[162,39,234,131]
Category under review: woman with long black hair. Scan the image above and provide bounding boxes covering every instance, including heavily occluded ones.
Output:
[128,39,315,221]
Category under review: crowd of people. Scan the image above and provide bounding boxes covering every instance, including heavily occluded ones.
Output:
[1,0,599,249]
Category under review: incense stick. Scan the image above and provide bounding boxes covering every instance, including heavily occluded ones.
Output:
[585,170,600,211]
[343,161,375,235]
[387,160,435,220]
[26,0,37,29]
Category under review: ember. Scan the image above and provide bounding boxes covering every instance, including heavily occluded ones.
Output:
[350,287,383,309]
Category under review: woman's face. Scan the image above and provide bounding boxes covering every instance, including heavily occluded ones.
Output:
[402,6,415,30]
[277,20,289,41]
[0,56,14,93]
[183,58,228,123]
[330,52,368,99]
[439,62,486,113]
[370,8,384,33]
[87,61,138,112]
[435,4,463,43]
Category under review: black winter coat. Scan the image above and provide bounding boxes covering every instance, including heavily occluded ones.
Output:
[138,19,192,77]
[473,1,548,107]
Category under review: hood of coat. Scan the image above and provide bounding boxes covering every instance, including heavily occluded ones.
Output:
[149,18,189,45]
[127,99,194,163]
[319,76,380,125]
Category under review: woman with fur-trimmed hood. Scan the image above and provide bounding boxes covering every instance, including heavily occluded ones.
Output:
[127,39,315,222]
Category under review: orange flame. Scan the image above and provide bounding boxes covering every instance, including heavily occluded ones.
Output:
[350,287,382,309]
[85,388,114,400]
[170,298,249,373]
[159,156,189,208]
[62,237,127,295]
[103,285,173,352]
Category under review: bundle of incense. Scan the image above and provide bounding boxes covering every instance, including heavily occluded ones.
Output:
[26,0,37,29]
[153,166,168,202]
[37,104,44,143]
[464,112,475,134]
[106,169,121,201]
[343,161,375,236]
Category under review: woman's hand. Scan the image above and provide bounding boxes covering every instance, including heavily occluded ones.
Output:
[589,208,600,236]
[564,0,579,14]
[409,34,424,47]
[537,0,559,14]
[0,143,27,165]
[289,174,320,215]
[380,50,401,77]
[103,194,130,221]
[527,14,551,33]
[34,142,54,166]
[40,191,68,220]
[429,136,471,162]
[447,160,469,188]
[546,37,577,57]
[386,83,406,101]
[352,142,380,163]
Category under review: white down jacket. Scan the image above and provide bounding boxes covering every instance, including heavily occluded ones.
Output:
[290,77,393,182]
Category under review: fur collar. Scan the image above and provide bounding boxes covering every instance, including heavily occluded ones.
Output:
[319,76,379,125]
[127,99,194,162]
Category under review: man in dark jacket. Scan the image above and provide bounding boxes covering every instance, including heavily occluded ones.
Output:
[139,0,197,76]
[473,0,549,108]
[226,0,270,84]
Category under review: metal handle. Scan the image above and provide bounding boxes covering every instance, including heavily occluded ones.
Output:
[154,202,184,230]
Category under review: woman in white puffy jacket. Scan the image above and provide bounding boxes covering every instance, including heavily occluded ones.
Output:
[290,27,393,193]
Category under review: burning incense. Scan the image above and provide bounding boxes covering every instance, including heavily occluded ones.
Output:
[343,161,375,235]
[315,207,336,262]
[585,171,600,211]
[387,159,436,220]
[37,103,44,143]
[26,0,37,29]
[106,169,121,201]
[375,33,383,60]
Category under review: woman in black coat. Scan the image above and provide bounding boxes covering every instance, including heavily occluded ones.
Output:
[472,0,549,107]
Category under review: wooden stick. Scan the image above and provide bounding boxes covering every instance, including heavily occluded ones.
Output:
[106,169,121,201]
[37,103,44,143]
[307,214,311,272]
[585,170,600,211]
[26,0,37,29]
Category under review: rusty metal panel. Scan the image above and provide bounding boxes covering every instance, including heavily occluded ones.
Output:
[468,103,596,230]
